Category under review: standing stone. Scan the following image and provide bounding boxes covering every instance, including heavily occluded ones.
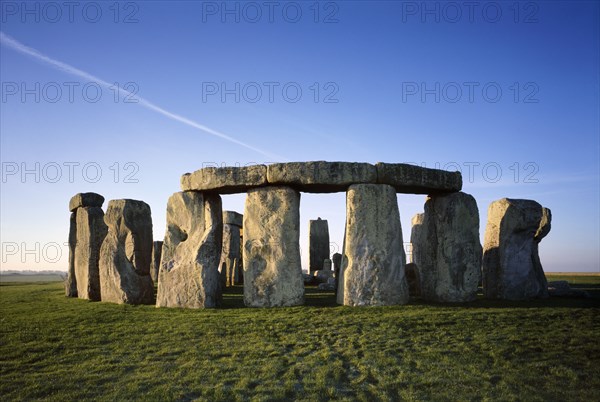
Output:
[338,184,409,306]
[66,192,107,300]
[410,213,426,281]
[99,199,154,305]
[220,211,243,287]
[405,263,421,297]
[309,218,330,273]
[74,206,108,300]
[157,192,223,308]
[243,186,304,307]
[332,253,342,272]
[150,241,163,285]
[411,192,482,302]
[483,198,551,300]
[332,252,342,296]
[65,212,78,297]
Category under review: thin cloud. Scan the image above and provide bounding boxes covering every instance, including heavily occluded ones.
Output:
[0,31,286,161]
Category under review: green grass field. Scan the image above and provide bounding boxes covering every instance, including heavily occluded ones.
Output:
[1,275,599,401]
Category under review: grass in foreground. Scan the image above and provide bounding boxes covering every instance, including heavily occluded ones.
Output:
[0,276,599,401]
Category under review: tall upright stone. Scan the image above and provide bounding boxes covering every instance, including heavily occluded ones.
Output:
[243,186,304,307]
[150,241,163,284]
[483,198,551,300]
[99,199,154,305]
[309,218,330,273]
[411,192,482,303]
[65,212,78,297]
[332,252,342,296]
[66,192,107,300]
[157,192,223,308]
[75,206,108,300]
[220,211,243,287]
[338,184,409,306]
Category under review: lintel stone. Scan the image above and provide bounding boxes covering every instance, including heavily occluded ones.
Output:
[223,210,243,227]
[267,161,377,193]
[69,192,105,212]
[376,162,462,194]
[180,165,267,194]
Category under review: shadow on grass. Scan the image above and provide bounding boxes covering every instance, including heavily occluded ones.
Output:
[220,285,600,309]
[220,285,339,309]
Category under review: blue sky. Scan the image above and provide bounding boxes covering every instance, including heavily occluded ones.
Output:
[1,1,598,272]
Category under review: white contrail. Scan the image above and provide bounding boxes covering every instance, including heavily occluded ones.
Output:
[0,31,286,161]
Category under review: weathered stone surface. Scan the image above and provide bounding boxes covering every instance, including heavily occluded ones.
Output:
[220,220,242,287]
[223,210,243,227]
[75,206,108,301]
[267,161,377,193]
[405,263,421,297]
[309,217,330,272]
[181,165,267,194]
[410,213,426,281]
[323,259,332,271]
[332,253,342,270]
[69,192,105,212]
[483,198,551,300]
[338,184,409,306]
[99,199,154,305]
[332,252,342,295]
[157,192,223,308]
[376,163,462,194]
[65,212,78,297]
[243,186,304,307]
[150,241,163,284]
[412,192,482,302]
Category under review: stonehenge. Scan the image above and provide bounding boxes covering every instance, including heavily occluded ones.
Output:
[483,198,552,300]
[411,192,482,303]
[66,162,554,309]
[99,199,155,305]
[337,184,409,306]
[65,212,78,297]
[220,210,243,288]
[181,161,462,194]
[309,217,330,273]
[181,165,267,194]
[243,186,304,307]
[157,192,223,308]
[66,192,108,301]
[150,241,163,284]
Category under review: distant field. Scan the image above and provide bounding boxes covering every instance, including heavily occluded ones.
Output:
[0,274,64,283]
[0,276,598,401]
